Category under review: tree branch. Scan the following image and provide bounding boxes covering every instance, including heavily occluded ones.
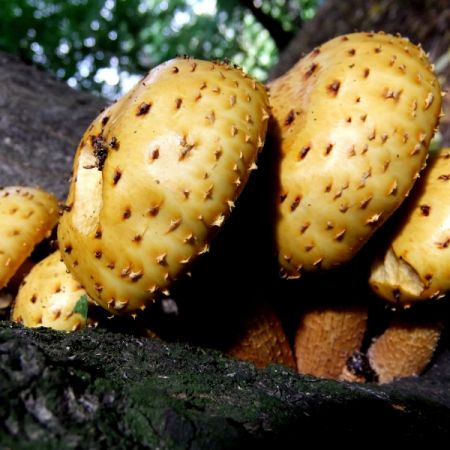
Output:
[239,0,295,51]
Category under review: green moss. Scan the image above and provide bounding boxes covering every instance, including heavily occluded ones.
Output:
[1,322,450,447]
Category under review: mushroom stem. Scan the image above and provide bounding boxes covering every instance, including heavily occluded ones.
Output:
[294,303,368,379]
[367,314,442,384]
[292,262,371,380]
[227,304,296,370]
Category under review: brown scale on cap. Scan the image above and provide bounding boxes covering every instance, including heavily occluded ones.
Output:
[11,251,96,331]
[0,186,59,290]
[58,57,269,314]
[268,32,442,275]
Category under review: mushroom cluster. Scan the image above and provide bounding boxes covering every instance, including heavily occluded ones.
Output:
[268,32,444,383]
[3,33,447,384]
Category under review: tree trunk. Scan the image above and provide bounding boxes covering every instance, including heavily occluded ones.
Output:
[0,51,105,200]
[1,322,450,447]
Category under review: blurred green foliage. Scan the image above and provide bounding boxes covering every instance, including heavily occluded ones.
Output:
[0,0,318,98]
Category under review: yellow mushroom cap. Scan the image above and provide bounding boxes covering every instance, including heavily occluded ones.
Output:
[370,149,450,304]
[0,186,59,289]
[269,32,442,276]
[58,57,269,314]
[11,251,91,331]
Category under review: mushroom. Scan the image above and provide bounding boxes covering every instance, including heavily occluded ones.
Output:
[11,251,95,331]
[370,149,450,303]
[58,58,270,315]
[0,186,59,290]
[267,32,442,379]
[366,148,450,381]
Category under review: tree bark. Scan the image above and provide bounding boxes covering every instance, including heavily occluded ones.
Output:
[1,322,450,447]
[0,52,105,200]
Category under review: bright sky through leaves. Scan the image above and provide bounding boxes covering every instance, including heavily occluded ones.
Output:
[0,0,318,98]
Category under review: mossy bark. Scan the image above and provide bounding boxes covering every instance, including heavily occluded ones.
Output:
[1,322,450,448]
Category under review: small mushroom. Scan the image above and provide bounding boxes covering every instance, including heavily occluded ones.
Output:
[0,186,59,289]
[11,251,95,331]
[367,149,450,380]
[58,58,270,315]
[267,32,442,380]
[370,149,450,304]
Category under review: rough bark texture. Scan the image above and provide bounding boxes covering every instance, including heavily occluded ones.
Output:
[0,51,105,200]
[1,322,450,448]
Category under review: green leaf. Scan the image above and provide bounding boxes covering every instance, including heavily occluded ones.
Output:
[73,294,89,320]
